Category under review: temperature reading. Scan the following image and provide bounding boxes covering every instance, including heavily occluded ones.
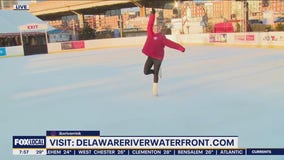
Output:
[205,150,215,155]
[36,149,45,155]
[63,150,73,155]
[117,150,127,155]
[163,150,173,155]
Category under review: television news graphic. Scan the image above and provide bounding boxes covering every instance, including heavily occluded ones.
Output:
[13,4,29,10]
[13,136,46,155]
[12,130,284,156]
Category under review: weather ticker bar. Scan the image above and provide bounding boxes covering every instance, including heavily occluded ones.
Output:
[12,148,284,156]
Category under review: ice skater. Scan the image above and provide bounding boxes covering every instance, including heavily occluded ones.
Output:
[142,8,186,96]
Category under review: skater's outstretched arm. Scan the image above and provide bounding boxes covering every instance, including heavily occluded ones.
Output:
[147,8,156,37]
[163,38,185,52]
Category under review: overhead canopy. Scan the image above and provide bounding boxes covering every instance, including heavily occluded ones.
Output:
[29,0,177,20]
[29,0,136,20]
[0,10,54,36]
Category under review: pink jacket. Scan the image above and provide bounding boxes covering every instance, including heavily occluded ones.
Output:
[142,13,185,60]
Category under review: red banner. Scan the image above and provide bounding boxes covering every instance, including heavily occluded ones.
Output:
[61,41,85,50]
[71,41,85,49]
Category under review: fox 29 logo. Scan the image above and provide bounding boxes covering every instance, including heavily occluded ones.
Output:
[13,136,46,148]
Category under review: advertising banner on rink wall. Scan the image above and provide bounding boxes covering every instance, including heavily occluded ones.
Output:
[225,32,284,47]
[209,33,227,43]
[3,46,24,57]
[172,33,262,45]
[61,41,85,50]
[259,32,284,46]
[0,48,6,56]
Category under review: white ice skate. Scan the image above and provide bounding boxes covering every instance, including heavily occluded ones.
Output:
[153,83,158,96]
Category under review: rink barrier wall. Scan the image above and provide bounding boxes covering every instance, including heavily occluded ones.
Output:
[2,46,24,57]
[1,32,284,57]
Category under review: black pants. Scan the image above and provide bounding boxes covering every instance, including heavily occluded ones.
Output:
[144,56,162,83]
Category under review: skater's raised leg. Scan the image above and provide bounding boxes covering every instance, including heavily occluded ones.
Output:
[144,57,154,75]
[144,56,162,83]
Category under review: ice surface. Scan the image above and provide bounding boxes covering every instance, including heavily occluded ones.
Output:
[1,45,284,160]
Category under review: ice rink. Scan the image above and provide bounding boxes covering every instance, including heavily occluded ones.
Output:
[1,45,284,160]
